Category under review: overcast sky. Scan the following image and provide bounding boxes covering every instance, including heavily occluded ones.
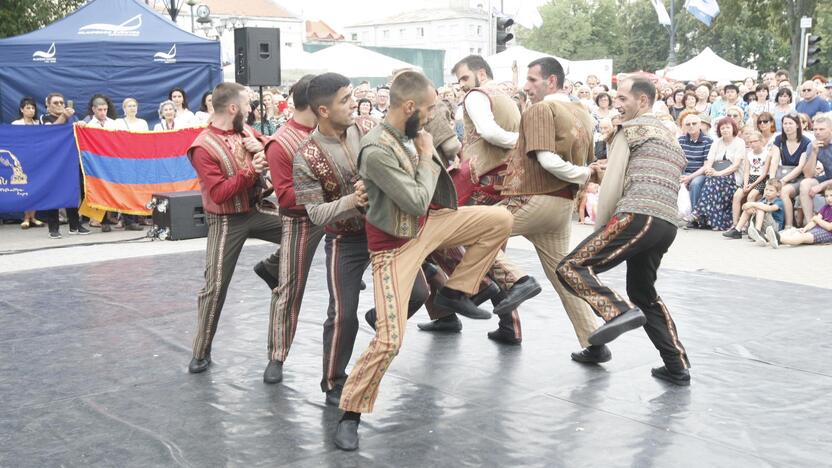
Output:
[291,0,546,29]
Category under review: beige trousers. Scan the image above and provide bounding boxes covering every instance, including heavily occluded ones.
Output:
[340,206,513,413]
[498,195,599,348]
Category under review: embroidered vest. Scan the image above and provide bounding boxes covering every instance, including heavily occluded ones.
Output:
[188,125,261,215]
[502,100,594,196]
[461,86,521,179]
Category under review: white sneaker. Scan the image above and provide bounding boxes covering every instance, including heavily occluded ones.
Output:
[765,226,780,249]
[747,224,766,244]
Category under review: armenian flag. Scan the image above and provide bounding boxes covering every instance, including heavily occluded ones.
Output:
[75,127,202,215]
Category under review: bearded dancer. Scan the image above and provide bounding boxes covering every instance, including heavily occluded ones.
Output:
[498,57,608,364]
[334,71,513,451]
[187,82,281,373]
[557,77,691,386]
[417,55,541,344]
[290,73,429,406]
[261,75,320,384]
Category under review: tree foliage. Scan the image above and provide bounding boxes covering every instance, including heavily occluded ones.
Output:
[517,0,830,78]
[0,0,87,39]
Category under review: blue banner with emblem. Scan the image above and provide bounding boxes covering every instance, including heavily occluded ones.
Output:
[0,124,80,212]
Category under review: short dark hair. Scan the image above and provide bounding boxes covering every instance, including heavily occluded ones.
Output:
[390,70,434,107]
[724,84,740,94]
[289,74,315,111]
[715,116,739,137]
[212,82,248,113]
[45,92,64,107]
[452,55,493,79]
[356,98,373,115]
[775,69,790,79]
[627,77,656,106]
[594,92,611,107]
[169,87,189,110]
[527,57,565,90]
[18,96,37,118]
[781,113,803,141]
[775,87,793,104]
[307,72,351,116]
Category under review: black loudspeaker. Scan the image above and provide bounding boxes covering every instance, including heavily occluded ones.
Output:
[149,191,207,241]
[234,27,281,86]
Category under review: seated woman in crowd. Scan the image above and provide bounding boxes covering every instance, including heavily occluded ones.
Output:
[11,96,45,229]
[773,113,813,228]
[194,92,213,125]
[247,100,276,136]
[593,92,614,121]
[726,105,746,127]
[799,113,814,141]
[772,88,794,132]
[768,187,832,248]
[153,100,177,131]
[694,83,712,115]
[114,97,149,131]
[724,130,773,238]
[691,117,746,230]
[747,84,774,120]
[755,111,777,150]
[356,98,373,116]
[668,89,686,122]
[169,87,196,127]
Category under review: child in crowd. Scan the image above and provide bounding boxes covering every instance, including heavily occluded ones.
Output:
[740,179,785,245]
[768,187,832,248]
[578,182,600,224]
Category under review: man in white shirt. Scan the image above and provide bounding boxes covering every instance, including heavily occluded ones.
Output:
[81,97,117,129]
[500,57,607,363]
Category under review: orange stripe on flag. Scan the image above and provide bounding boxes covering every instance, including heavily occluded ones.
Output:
[84,176,200,215]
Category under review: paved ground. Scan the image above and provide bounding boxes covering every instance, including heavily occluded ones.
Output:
[0,220,830,467]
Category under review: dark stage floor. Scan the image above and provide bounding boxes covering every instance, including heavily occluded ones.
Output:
[1,245,830,467]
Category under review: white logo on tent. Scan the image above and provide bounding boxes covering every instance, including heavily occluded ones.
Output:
[154,44,177,64]
[78,14,142,36]
[32,43,57,63]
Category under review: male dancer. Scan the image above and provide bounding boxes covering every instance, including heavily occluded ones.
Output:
[418,55,541,343]
[499,57,608,363]
[557,77,691,385]
[262,75,320,383]
[334,71,513,450]
[187,82,282,373]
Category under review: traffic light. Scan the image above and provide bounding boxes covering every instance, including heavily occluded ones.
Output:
[804,34,822,68]
[496,16,514,53]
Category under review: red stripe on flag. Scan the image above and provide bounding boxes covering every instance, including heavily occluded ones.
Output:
[75,127,204,159]
[84,175,200,215]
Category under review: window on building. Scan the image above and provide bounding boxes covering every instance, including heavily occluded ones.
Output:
[470,47,475,54]
[285,42,293,48]
[417,27,425,37]
[477,25,482,36]
[383,29,389,39]
[477,48,482,55]
[351,33,358,41]
[399,28,406,39]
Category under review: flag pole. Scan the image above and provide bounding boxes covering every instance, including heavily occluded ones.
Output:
[667,0,677,66]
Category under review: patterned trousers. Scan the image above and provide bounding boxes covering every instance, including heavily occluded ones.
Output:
[267,215,324,362]
[340,206,513,413]
[192,206,282,359]
[556,213,690,372]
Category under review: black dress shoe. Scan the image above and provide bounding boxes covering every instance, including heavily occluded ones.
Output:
[422,262,439,279]
[124,222,144,231]
[188,355,211,373]
[326,386,343,406]
[651,366,691,386]
[364,308,377,330]
[588,308,646,346]
[263,359,283,384]
[417,315,463,332]
[334,419,359,451]
[571,345,612,364]
[471,283,500,306]
[487,328,521,345]
[492,277,542,316]
[434,288,491,320]
[253,261,279,290]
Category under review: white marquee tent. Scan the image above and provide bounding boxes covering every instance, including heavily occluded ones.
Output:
[657,47,758,82]
[485,46,613,87]
[307,43,421,79]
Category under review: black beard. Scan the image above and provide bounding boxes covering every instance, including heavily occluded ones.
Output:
[405,110,421,139]
[233,110,245,133]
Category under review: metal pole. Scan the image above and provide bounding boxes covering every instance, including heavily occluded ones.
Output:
[797,27,807,85]
[667,0,677,66]
[190,4,195,33]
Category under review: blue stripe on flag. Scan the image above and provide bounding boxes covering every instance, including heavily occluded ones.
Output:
[81,151,197,185]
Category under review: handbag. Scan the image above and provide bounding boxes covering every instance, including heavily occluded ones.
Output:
[776,164,797,180]
[712,153,732,171]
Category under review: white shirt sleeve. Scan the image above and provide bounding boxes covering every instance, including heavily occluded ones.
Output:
[464,91,518,149]
[536,151,591,185]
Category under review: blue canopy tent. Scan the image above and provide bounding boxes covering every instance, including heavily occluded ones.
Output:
[0,0,221,124]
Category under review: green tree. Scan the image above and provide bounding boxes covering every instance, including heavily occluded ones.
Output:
[0,0,87,39]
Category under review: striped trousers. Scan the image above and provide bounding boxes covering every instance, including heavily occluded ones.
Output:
[340,206,513,413]
[192,206,282,360]
[556,213,690,372]
[268,215,324,362]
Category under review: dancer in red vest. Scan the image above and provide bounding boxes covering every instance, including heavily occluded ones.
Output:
[186,82,282,373]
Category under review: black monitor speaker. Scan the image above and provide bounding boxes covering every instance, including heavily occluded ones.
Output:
[234,27,281,86]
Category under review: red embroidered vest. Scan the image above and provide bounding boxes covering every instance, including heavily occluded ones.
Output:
[189,126,261,215]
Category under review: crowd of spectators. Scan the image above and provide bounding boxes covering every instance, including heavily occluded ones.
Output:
[3,70,831,248]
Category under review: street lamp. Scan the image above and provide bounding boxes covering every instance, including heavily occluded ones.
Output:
[186,0,199,33]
